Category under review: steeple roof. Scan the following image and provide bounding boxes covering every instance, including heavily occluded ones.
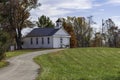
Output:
[56,18,62,22]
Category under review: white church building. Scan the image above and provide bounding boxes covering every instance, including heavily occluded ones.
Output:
[22,19,71,49]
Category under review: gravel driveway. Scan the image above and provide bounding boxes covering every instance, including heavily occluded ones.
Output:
[0,49,63,80]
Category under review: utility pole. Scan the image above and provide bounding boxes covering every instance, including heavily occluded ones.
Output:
[101,19,104,47]
[102,19,104,35]
[87,16,92,47]
[87,16,96,47]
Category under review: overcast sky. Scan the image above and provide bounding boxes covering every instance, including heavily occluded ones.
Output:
[29,0,120,31]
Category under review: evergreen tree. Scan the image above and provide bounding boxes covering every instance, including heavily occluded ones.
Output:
[36,15,54,28]
[0,0,10,60]
[0,30,10,60]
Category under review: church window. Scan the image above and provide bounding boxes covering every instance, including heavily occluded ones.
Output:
[48,37,50,44]
[36,38,38,44]
[30,38,33,45]
[60,38,63,44]
[42,37,44,44]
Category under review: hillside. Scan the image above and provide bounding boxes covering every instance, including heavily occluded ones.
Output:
[34,48,120,80]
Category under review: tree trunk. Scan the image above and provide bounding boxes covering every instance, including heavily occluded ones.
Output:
[0,50,5,61]
[15,28,22,50]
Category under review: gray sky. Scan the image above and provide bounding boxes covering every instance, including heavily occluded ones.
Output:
[28,0,120,32]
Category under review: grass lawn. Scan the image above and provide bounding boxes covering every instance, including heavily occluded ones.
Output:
[6,49,43,58]
[0,61,9,68]
[34,48,120,80]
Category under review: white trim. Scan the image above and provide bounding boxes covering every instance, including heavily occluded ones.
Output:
[53,28,71,37]
[53,35,71,37]
[61,28,71,36]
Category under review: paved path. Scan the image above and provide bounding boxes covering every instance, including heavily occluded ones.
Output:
[0,49,63,80]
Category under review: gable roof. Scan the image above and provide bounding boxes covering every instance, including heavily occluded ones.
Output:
[54,28,71,36]
[26,28,59,37]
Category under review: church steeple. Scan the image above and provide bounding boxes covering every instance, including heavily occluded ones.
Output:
[55,18,62,29]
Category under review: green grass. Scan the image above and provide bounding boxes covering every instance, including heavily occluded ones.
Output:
[6,49,42,58]
[0,61,9,68]
[34,48,120,80]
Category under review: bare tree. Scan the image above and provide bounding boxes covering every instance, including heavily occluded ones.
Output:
[104,18,119,47]
[64,16,93,47]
